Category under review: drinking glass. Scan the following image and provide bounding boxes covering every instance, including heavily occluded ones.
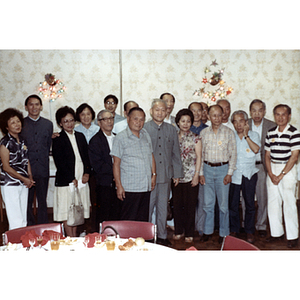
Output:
[29,237,35,250]
[37,235,43,249]
[50,233,60,251]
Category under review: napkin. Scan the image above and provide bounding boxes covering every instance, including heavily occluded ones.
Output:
[20,230,39,248]
[85,232,106,248]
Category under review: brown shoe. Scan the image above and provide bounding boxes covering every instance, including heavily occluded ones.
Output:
[246,233,255,244]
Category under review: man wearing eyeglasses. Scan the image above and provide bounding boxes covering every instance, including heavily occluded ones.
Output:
[88,109,121,231]
[104,94,125,125]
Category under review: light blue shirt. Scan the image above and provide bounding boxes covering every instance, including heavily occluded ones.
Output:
[74,123,99,143]
[231,130,261,185]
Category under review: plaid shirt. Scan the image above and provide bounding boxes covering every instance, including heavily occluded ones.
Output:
[199,124,237,176]
[110,126,153,192]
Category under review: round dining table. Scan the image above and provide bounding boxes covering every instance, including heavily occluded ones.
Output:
[0,236,177,252]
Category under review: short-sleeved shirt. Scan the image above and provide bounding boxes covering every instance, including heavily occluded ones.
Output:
[200,124,237,176]
[110,126,153,192]
[265,124,300,162]
[178,131,201,183]
[0,133,29,186]
[232,130,260,185]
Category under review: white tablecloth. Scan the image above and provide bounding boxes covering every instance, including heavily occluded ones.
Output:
[0,237,176,252]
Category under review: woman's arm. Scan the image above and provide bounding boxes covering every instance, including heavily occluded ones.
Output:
[191,139,202,187]
[0,145,35,188]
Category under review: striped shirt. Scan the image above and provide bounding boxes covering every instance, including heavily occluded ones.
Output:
[200,124,237,175]
[265,124,300,162]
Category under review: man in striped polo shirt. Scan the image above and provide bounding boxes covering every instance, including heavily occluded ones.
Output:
[265,104,300,248]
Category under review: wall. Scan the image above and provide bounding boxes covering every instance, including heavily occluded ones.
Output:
[0,49,299,134]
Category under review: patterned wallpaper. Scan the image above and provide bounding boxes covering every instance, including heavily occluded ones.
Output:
[0,49,299,136]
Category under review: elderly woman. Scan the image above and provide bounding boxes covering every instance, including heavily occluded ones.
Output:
[74,103,99,143]
[172,109,202,243]
[52,106,91,237]
[0,108,35,229]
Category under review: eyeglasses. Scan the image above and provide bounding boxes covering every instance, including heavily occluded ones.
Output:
[105,101,116,105]
[62,118,75,124]
[99,117,114,122]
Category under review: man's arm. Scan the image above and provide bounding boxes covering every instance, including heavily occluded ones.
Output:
[151,153,156,191]
[112,156,125,201]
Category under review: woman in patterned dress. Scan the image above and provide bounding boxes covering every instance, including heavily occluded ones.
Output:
[172,109,202,243]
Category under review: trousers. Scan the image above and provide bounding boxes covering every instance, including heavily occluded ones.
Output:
[148,182,171,239]
[267,163,298,240]
[1,185,28,230]
[203,163,230,237]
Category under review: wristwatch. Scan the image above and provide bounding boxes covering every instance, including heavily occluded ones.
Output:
[281,171,286,175]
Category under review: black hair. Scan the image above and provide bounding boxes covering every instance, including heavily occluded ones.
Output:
[0,108,24,135]
[273,104,291,115]
[160,92,175,103]
[75,103,96,121]
[175,108,194,125]
[55,106,76,128]
[104,94,118,105]
[25,94,42,106]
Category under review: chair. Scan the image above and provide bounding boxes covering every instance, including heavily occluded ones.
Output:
[100,220,157,243]
[2,223,64,245]
[221,235,260,251]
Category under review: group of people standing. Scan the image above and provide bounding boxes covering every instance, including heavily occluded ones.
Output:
[0,92,299,248]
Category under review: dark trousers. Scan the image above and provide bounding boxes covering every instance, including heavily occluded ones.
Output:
[120,191,150,222]
[229,174,257,234]
[172,182,199,237]
[27,176,49,225]
[95,183,122,231]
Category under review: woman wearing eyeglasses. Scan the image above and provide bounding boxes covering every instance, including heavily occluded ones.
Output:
[52,106,91,237]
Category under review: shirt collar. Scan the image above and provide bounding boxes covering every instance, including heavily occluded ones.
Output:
[28,116,40,122]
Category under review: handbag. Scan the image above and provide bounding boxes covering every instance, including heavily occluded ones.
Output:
[67,187,85,226]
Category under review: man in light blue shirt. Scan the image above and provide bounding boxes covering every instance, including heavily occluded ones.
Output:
[229,110,260,243]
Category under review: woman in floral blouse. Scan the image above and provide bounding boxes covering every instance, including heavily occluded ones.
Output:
[172,109,202,243]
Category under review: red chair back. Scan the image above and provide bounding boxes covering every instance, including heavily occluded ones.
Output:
[100,220,157,243]
[221,235,260,251]
[3,223,63,245]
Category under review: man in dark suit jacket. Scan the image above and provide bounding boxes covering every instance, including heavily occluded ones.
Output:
[248,99,276,237]
[89,109,121,231]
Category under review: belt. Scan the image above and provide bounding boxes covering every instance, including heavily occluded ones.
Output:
[271,160,288,164]
[204,161,228,167]
[255,161,262,165]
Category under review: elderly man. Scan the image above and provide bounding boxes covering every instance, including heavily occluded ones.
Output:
[160,92,178,130]
[265,104,300,248]
[144,98,183,246]
[248,99,276,237]
[89,109,121,231]
[112,100,139,134]
[229,110,260,243]
[111,107,156,221]
[216,99,235,131]
[199,105,237,243]
[21,94,53,225]
[200,102,210,126]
